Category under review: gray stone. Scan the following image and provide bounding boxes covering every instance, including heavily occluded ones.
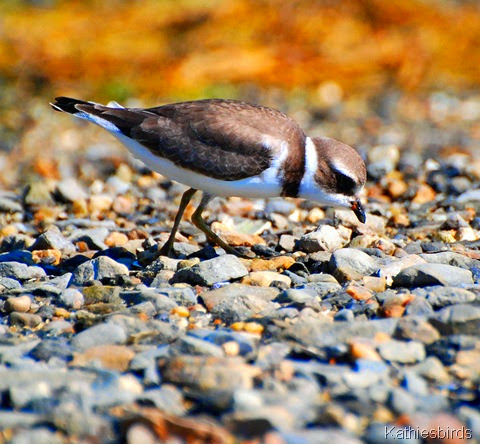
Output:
[10,428,63,444]
[169,336,224,357]
[137,385,185,416]
[0,412,45,430]
[412,286,476,308]
[367,144,400,178]
[55,178,88,202]
[0,276,22,290]
[141,320,184,344]
[285,317,397,348]
[156,286,197,306]
[161,355,259,391]
[68,227,109,250]
[201,283,279,305]
[265,199,296,215]
[173,254,248,286]
[429,304,480,335]
[58,288,84,309]
[411,357,449,383]
[404,297,434,317]
[29,337,73,362]
[23,182,54,207]
[48,273,72,289]
[209,293,278,324]
[0,368,96,391]
[333,209,386,235]
[394,317,440,344]
[334,308,355,321]
[30,226,76,254]
[9,381,54,409]
[419,251,477,269]
[457,188,480,203]
[0,340,41,365]
[393,264,473,287]
[72,256,129,286]
[129,346,170,372]
[276,288,318,304]
[0,262,46,281]
[329,248,379,281]
[0,196,22,212]
[378,254,426,278]
[71,322,127,351]
[106,313,153,336]
[389,387,418,415]
[278,234,298,252]
[402,371,429,396]
[299,225,346,253]
[121,289,178,312]
[201,283,279,323]
[378,340,426,364]
[9,312,43,328]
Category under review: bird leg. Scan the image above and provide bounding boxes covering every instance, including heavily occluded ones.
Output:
[191,192,248,257]
[158,188,197,257]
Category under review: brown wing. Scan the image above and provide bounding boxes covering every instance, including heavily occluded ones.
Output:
[54,98,306,181]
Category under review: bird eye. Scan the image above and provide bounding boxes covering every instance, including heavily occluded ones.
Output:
[334,170,357,195]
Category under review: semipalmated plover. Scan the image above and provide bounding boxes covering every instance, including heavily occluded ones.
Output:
[51,97,366,256]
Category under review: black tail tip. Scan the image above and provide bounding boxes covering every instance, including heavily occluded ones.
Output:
[50,96,89,114]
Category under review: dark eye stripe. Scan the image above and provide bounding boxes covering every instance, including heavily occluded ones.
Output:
[334,170,357,195]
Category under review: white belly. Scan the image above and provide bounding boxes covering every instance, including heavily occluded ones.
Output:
[114,132,283,198]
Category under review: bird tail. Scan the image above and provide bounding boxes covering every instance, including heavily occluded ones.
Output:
[50,97,142,136]
[50,97,92,114]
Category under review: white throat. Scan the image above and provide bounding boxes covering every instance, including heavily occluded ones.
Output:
[298,137,351,208]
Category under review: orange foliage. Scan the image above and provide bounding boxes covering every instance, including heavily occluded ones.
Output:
[1,0,480,100]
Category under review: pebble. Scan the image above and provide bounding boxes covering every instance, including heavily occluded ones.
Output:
[429,304,480,335]
[161,355,261,391]
[298,225,347,253]
[414,286,476,308]
[55,178,88,202]
[71,345,135,371]
[30,226,76,254]
[329,248,379,281]
[4,295,32,313]
[394,317,440,344]
[393,263,473,287]
[9,312,43,328]
[120,289,178,312]
[57,288,85,309]
[242,270,291,287]
[69,227,109,250]
[71,256,129,286]
[0,261,46,281]
[169,335,224,357]
[278,234,298,252]
[202,288,278,323]
[378,339,426,364]
[173,254,248,286]
[367,144,400,178]
[286,317,397,348]
[71,322,127,351]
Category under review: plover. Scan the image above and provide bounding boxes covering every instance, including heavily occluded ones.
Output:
[51,97,367,256]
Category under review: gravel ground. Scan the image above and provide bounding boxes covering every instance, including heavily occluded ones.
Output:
[1,92,480,443]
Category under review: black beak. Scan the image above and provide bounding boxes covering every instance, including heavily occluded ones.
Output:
[351,199,366,223]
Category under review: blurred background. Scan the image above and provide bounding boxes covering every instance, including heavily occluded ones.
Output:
[1,0,480,189]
